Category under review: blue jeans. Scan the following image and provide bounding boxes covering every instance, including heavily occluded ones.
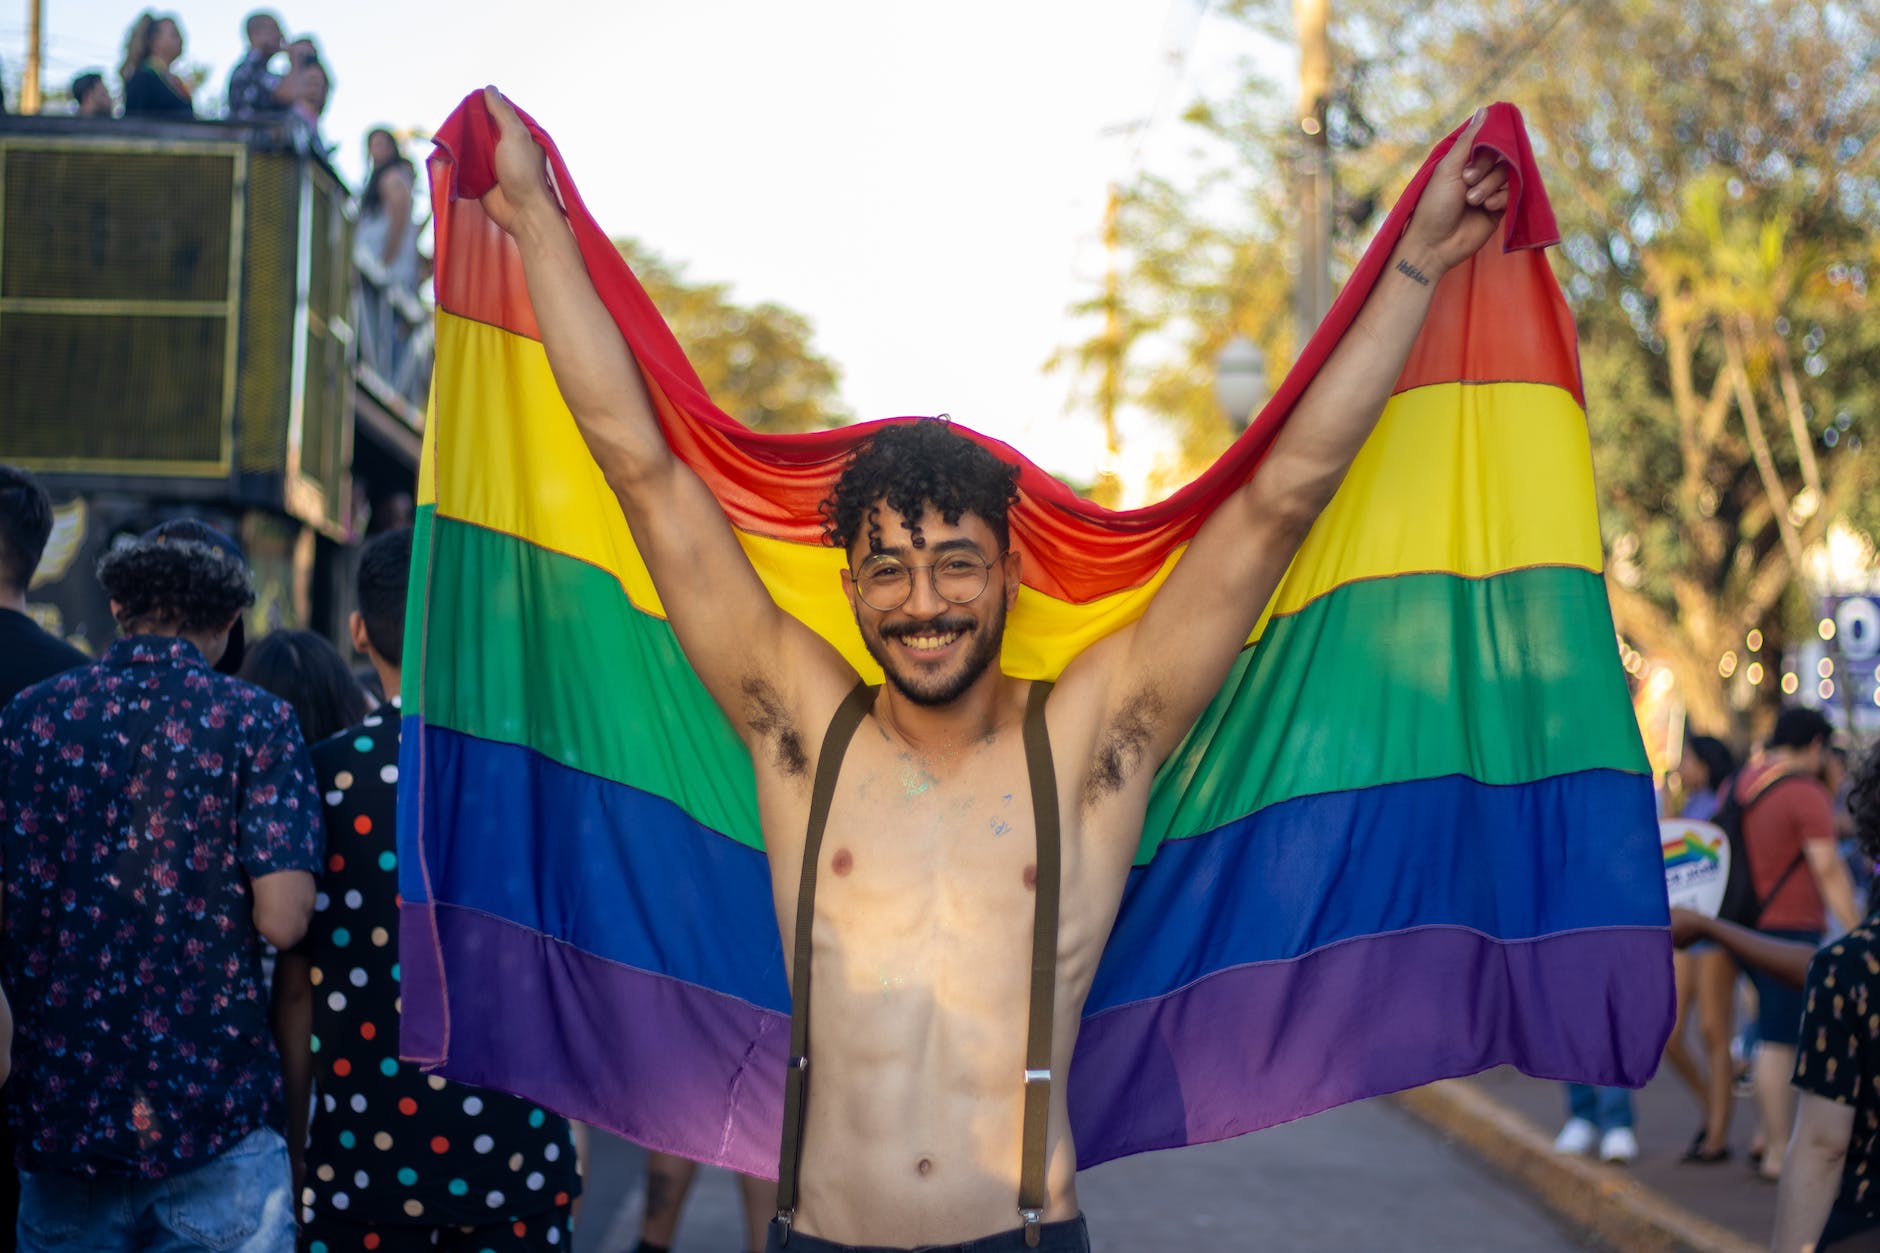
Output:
[1564,1084,1635,1132]
[17,1129,294,1253]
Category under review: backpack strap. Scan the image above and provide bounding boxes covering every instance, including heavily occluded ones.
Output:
[774,681,875,1243]
[1736,768,1817,924]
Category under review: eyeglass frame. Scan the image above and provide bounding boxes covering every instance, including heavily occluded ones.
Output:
[845,547,1013,612]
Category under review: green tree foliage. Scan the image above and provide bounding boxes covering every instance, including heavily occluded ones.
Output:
[615,239,848,434]
[1065,0,1880,736]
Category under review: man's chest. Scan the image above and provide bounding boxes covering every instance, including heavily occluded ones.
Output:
[759,729,1036,924]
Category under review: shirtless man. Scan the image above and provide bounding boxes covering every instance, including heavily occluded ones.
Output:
[478,88,1511,1252]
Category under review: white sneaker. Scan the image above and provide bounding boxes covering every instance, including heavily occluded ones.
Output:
[1553,1117,1598,1155]
[1599,1126,1639,1164]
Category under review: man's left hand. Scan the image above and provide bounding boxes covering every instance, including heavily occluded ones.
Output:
[1401,109,1513,275]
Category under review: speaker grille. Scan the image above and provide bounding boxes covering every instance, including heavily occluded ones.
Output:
[0,312,227,463]
[2,149,234,302]
[238,153,295,472]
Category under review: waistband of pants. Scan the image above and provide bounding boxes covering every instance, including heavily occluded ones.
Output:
[765,1214,1090,1253]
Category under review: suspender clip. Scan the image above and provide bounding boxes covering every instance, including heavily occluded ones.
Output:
[1020,1208,1043,1247]
[1023,1068,1051,1085]
[790,1055,809,1072]
[775,1209,793,1245]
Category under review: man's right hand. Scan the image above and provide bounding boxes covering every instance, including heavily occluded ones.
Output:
[481,86,555,236]
[1668,907,1709,948]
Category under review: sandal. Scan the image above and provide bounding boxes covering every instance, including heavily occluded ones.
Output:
[1682,1126,1731,1163]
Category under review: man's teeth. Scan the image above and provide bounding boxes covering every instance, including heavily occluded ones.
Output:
[902,630,962,650]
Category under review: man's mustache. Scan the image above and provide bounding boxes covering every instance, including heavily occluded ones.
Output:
[878,615,976,641]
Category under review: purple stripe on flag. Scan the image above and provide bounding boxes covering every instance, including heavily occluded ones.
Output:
[402,900,790,1177]
[402,905,1670,1174]
[1068,923,1673,1168]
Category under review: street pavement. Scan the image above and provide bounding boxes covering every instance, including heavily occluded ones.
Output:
[1470,1063,1777,1248]
[573,1097,1604,1252]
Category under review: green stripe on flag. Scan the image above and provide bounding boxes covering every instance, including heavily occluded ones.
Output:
[415,512,1647,862]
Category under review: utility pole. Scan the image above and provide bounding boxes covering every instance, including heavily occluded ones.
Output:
[1294,0,1333,347]
[22,0,45,114]
[1095,182,1123,507]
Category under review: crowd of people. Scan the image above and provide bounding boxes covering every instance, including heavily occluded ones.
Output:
[57,8,430,403]
[0,465,1877,1253]
[1548,711,1880,1249]
[77,9,330,148]
[0,464,784,1252]
[0,465,588,1251]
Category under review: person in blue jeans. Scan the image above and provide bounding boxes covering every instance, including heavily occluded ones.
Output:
[1554,1084,1639,1164]
[0,522,322,1251]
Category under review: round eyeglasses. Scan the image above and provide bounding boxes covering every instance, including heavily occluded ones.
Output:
[851,550,1008,612]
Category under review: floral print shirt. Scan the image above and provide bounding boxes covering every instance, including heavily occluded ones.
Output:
[0,636,324,1179]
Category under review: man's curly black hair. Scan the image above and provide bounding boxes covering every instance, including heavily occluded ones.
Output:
[821,419,1022,554]
[97,537,256,634]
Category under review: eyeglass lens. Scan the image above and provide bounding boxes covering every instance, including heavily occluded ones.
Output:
[856,552,994,611]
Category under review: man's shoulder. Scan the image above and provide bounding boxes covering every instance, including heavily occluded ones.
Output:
[2,656,101,726]
[1810,918,1880,981]
[199,672,302,731]
[1740,764,1829,813]
[0,612,91,710]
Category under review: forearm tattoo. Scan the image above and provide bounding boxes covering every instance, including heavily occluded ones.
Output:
[1395,258,1433,287]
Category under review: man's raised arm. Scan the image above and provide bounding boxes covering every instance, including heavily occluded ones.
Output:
[478,89,855,749]
[1061,111,1513,781]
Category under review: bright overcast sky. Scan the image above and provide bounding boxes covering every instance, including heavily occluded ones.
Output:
[14,1,1291,482]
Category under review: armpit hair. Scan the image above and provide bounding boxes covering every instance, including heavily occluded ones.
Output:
[743,675,809,778]
[1083,686,1167,807]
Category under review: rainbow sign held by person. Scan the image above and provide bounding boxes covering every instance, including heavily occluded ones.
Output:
[395,92,1674,1175]
[1661,818,1730,918]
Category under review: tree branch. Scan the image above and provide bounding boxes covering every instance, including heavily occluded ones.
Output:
[1723,319,1806,574]
[1769,330,1824,502]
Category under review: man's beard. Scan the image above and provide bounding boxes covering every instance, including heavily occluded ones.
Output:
[860,600,1007,707]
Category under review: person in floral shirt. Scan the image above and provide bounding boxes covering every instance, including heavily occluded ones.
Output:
[0,520,323,1253]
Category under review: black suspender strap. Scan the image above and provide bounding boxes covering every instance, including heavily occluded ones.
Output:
[1018,679,1059,1248]
[774,681,875,1243]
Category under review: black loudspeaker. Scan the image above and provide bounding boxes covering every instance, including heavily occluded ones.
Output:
[0,116,354,537]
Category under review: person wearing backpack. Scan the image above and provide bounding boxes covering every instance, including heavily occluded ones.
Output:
[1729,707,1863,1182]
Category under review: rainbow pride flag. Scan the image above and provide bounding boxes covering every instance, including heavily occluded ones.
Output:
[398,94,1672,1174]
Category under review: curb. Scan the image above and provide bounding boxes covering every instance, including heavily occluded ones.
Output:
[1392,1080,1761,1253]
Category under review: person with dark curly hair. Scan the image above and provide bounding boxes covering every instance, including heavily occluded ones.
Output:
[0,518,322,1252]
[479,87,1515,1253]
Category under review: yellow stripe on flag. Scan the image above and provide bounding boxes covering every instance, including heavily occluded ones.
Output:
[426,312,1603,679]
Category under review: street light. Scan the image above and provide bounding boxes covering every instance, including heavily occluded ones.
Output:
[1213,334,1268,434]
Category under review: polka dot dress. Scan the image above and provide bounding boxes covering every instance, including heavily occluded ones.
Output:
[302,711,580,1233]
